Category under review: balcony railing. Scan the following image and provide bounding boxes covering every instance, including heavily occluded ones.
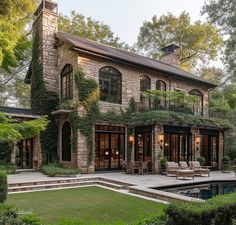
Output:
[136,97,203,116]
[0,100,31,109]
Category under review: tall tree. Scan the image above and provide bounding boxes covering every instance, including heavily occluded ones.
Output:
[197,66,224,85]
[0,0,36,106]
[202,0,236,84]
[59,11,130,50]
[136,12,223,71]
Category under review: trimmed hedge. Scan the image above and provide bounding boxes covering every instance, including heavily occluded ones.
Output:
[41,164,81,177]
[0,171,7,203]
[166,192,236,225]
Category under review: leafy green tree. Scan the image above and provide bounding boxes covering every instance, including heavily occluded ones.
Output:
[197,66,224,85]
[202,0,236,84]
[136,12,223,71]
[59,11,130,49]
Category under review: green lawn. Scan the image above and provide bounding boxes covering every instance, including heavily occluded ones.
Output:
[7,186,166,225]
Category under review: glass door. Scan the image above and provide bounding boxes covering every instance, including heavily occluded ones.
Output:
[15,139,33,169]
[95,125,125,171]
[135,126,152,162]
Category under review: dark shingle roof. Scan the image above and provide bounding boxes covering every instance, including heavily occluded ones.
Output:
[55,31,217,88]
[0,106,39,119]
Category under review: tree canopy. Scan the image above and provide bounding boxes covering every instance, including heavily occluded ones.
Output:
[136,12,223,71]
[59,11,130,50]
[0,113,47,143]
[202,0,236,84]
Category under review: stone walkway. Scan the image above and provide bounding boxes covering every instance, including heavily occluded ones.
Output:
[8,171,236,202]
[8,170,236,188]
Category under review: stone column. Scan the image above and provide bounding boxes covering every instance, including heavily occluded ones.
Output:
[153,125,164,174]
[10,143,16,165]
[33,134,42,169]
[191,128,200,160]
[218,130,224,170]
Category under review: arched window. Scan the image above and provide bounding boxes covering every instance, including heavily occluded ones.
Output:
[61,121,71,162]
[189,89,203,116]
[140,75,151,92]
[156,80,166,91]
[99,67,122,104]
[61,64,73,100]
[156,80,166,108]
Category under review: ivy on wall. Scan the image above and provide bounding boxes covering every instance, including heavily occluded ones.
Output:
[31,32,59,163]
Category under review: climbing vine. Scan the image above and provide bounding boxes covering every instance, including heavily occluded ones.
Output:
[31,32,59,163]
[69,68,232,168]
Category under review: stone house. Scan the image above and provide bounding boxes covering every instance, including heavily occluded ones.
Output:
[24,0,228,173]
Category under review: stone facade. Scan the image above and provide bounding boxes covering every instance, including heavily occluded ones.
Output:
[32,0,224,173]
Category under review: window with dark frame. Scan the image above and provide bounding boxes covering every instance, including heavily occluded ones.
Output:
[156,80,166,108]
[99,67,122,104]
[61,121,71,162]
[61,64,73,100]
[189,89,203,116]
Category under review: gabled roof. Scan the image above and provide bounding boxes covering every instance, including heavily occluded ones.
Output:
[55,31,217,88]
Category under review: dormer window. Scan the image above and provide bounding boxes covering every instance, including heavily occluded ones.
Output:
[61,64,73,100]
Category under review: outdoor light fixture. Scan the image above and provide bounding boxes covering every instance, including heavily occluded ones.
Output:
[105,151,109,155]
[195,136,201,151]
[157,134,164,150]
[129,135,134,143]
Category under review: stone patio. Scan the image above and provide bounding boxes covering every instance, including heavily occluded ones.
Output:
[8,171,236,202]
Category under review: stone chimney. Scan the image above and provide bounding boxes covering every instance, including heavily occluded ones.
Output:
[33,0,58,93]
[160,44,180,68]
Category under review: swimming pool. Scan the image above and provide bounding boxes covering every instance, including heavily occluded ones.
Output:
[154,181,236,200]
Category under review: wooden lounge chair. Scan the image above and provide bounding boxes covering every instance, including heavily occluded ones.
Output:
[165,162,179,176]
[189,161,210,177]
[176,161,195,180]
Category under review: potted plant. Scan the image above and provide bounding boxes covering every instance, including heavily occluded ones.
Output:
[160,157,167,175]
[222,156,230,173]
[197,156,206,166]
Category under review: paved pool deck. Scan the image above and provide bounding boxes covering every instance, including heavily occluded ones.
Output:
[8,171,236,188]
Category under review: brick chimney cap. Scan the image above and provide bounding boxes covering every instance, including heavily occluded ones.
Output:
[161,44,180,55]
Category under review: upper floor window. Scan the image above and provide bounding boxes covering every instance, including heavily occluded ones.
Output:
[156,80,166,108]
[61,64,73,100]
[189,89,203,116]
[156,80,166,91]
[99,67,122,104]
[140,75,151,92]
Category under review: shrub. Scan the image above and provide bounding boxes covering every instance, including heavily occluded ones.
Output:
[222,155,231,164]
[166,192,236,225]
[41,164,81,177]
[197,156,206,166]
[0,163,16,174]
[0,171,7,203]
[0,204,41,225]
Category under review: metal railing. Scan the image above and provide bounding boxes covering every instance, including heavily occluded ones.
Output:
[136,97,204,116]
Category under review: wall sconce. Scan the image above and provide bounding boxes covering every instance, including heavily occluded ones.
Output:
[105,151,109,155]
[195,136,201,151]
[157,134,164,150]
[129,135,134,143]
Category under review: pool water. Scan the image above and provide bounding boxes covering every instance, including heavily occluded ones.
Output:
[156,181,236,200]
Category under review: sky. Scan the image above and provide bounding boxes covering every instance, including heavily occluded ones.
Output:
[56,0,207,45]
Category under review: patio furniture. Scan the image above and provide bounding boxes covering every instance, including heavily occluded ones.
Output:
[176,169,194,180]
[165,162,179,176]
[189,161,210,177]
[122,161,132,174]
[179,161,191,170]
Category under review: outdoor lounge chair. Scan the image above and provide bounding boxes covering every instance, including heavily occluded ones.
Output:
[176,161,195,180]
[189,161,210,177]
[165,162,179,176]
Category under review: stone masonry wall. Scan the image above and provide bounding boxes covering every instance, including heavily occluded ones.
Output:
[76,53,210,116]
[33,10,58,93]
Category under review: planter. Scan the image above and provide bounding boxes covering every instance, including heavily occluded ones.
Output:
[160,164,166,175]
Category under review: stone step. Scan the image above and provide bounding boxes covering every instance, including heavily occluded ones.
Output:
[8,177,99,187]
[99,177,133,188]
[8,179,124,193]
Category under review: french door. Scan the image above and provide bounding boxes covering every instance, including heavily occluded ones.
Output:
[95,126,125,171]
[15,139,33,169]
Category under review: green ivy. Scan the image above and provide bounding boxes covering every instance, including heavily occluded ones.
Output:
[31,32,59,163]
[69,68,231,169]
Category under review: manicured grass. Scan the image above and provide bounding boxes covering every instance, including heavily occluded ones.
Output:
[7,186,166,224]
